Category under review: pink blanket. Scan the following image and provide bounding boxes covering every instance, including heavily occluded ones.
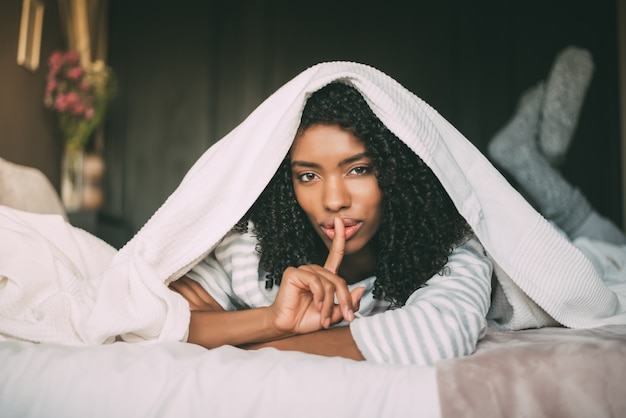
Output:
[437,324,626,417]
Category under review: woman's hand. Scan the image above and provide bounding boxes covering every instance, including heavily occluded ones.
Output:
[269,218,364,335]
[169,276,225,312]
[171,218,364,349]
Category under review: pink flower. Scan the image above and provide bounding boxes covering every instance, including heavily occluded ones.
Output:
[71,102,86,116]
[79,81,92,92]
[49,51,64,67]
[65,50,80,64]
[45,79,57,94]
[66,66,84,81]
[47,51,65,78]
[48,64,62,79]
[65,91,81,106]
[54,94,70,112]
[44,49,115,142]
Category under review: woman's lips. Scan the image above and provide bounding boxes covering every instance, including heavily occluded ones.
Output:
[321,219,362,241]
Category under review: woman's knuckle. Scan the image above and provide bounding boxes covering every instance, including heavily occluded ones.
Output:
[322,281,335,291]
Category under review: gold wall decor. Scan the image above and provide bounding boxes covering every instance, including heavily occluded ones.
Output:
[57,0,110,67]
[17,0,45,71]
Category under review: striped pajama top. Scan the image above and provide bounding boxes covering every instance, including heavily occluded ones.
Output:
[187,230,493,366]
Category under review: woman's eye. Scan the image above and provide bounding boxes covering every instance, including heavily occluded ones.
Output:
[297,172,317,182]
[349,165,371,175]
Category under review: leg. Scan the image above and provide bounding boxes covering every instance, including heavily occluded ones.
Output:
[539,46,594,165]
[489,46,625,245]
[487,82,594,237]
[570,211,626,245]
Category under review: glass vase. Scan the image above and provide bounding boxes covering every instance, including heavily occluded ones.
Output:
[82,152,105,210]
[61,147,85,212]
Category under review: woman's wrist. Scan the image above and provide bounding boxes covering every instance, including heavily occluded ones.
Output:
[242,326,366,361]
[188,306,291,349]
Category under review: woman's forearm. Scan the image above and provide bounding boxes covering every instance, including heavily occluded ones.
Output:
[241,326,365,361]
[187,307,291,349]
[171,276,291,349]
[172,275,362,355]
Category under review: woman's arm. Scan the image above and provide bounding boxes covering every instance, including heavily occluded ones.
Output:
[170,220,362,349]
[170,275,361,349]
[349,238,493,365]
[170,276,284,348]
[241,326,365,361]
[247,238,491,365]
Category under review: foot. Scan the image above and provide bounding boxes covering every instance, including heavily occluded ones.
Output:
[539,46,594,165]
[488,82,545,171]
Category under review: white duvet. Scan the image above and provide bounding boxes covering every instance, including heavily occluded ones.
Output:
[0,340,439,418]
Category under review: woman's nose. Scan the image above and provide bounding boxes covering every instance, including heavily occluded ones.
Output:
[323,177,351,212]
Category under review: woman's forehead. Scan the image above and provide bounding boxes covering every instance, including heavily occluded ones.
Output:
[290,125,366,161]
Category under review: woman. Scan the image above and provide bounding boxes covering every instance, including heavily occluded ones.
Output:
[3,62,623,359]
[169,82,493,365]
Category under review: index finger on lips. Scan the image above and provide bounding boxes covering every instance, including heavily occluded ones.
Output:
[323,217,345,274]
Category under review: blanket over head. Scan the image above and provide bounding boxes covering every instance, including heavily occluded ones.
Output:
[1,61,625,345]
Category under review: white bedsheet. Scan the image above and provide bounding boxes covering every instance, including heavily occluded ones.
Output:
[0,341,439,418]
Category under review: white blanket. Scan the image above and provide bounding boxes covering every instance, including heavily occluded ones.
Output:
[0,340,440,418]
[1,61,626,345]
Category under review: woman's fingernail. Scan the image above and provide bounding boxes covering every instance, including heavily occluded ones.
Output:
[345,307,354,321]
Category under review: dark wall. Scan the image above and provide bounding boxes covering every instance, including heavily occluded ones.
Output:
[0,0,65,189]
[105,0,622,243]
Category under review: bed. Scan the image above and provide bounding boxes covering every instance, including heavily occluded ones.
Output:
[2,324,625,417]
[2,159,624,418]
[2,62,626,417]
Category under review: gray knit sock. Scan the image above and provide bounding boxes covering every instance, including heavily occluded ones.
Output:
[539,46,594,166]
[488,83,545,173]
[569,211,626,245]
[488,82,592,236]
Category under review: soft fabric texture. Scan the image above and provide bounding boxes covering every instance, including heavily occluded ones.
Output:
[1,61,625,345]
[0,208,116,344]
[0,341,440,418]
[437,324,626,418]
[0,157,67,219]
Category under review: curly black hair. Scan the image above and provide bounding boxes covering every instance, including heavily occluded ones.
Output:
[234,82,472,307]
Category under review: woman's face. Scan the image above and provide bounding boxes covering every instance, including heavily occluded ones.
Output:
[290,124,383,256]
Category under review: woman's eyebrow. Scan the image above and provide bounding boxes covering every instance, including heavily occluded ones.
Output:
[290,153,370,169]
[290,160,319,169]
[339,152,370,166]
